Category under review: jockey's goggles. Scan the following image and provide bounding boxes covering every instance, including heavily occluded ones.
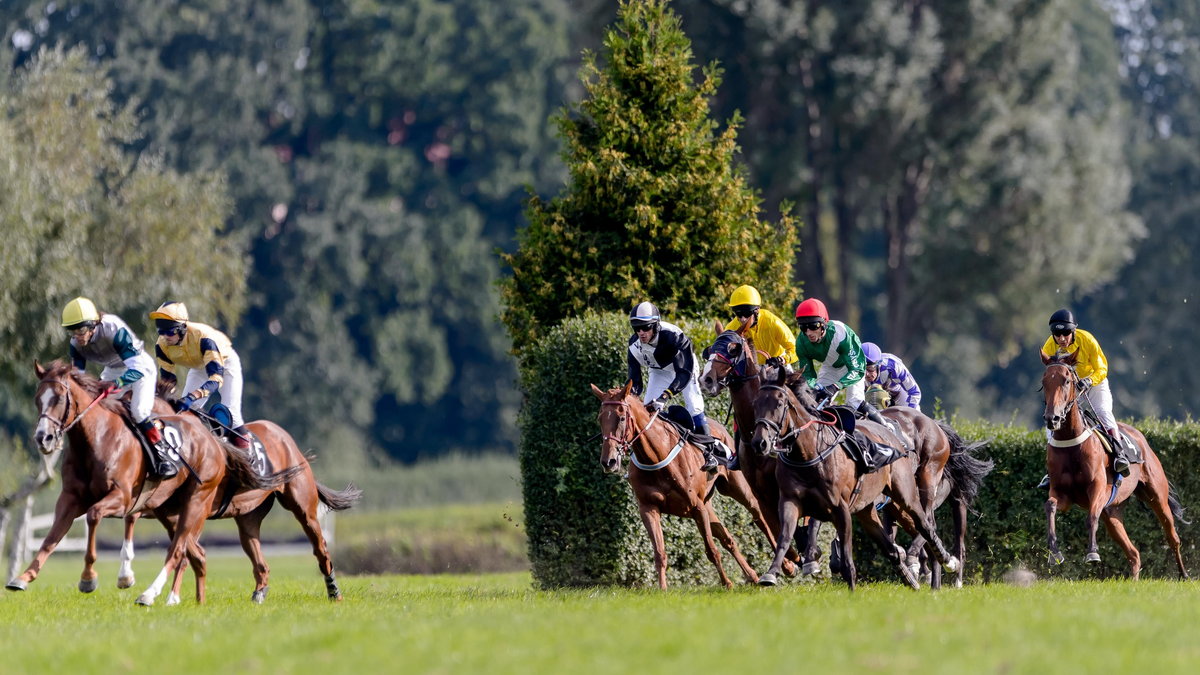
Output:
[633,325,656,334]
[155,319,186,337]
[731,305,758,319]
[797,321,825,333]
[1050,325,1075,337]
[66,322,97,336]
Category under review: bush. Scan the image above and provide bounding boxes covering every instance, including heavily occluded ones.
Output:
[521,317,1200,586]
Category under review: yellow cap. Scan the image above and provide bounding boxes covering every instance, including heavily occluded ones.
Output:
[729,285,762,308]
[149,301,189,323]
[62,297,99,327]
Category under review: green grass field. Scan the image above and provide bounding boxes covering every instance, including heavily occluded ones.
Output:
[2,551,1199,674]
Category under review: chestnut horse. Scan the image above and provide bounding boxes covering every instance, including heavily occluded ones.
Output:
[698,326,801,575]
[1041,354,1188,578]
[155,417,362,604]
[8,361,291,605]
[751,370,959,589]
[592,381,775,588]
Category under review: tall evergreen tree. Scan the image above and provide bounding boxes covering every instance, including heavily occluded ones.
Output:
[501,0,797,352]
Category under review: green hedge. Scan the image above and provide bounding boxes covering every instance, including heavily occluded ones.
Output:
[519,312,1199,587]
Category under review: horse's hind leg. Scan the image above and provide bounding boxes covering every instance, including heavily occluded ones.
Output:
[717,474,795,576]
[117,514,139,589]
[1138,473,1188,578]
[1100,507,1141,580]
[278,481,341,600]
[708,512,758,584]
[856,508,918,590]
[236,496,275,603]
[889,475,958,573]
[691,505,735,588]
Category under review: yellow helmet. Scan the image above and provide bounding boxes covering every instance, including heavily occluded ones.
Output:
[61,297,99,327]
[729,285,762,308]
[149,301,189,323]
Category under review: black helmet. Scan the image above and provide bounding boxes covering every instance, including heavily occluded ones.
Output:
[1049,308,1076,334]
[629,301,661,331]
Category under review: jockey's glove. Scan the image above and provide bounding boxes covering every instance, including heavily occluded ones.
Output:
[174,395,196,412]
[646,390,673,413]
[1079,377,1092,392]
[815,383,839,403]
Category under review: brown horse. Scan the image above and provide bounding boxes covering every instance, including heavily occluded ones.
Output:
[155,417,362,604]
[750,369,959,590]
[698,325,801,576]
[592,381,773,589]
[1041,354,1188,578]
[8,361,289,605]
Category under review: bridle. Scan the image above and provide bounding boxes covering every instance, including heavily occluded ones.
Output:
[37,377,110,450]
[598,399,659,465]
[1043,362,1081,418]
[704,332,765,390]
[754,385,839,467]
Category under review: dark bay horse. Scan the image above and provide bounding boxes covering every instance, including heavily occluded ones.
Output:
[592,381,776,588]
[698,325,801,576]
[750,370,959,590]
[9,361,289,605]
[1041,354,1188,578]
[157,418,362,604]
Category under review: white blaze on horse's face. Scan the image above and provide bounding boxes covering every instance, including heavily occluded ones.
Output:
[34,387,63,455]
[699,356,722,397]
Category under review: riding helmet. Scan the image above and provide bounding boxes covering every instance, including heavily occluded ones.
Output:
[794,297,829,323]
[1049,308,1076,333]
[629,302,661,331]
[861,342,883,365]
[61,297,100,329]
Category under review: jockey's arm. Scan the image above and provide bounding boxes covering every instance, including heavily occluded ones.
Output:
[626,350,644,397]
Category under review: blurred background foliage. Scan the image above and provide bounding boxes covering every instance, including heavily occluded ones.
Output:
[1,0,1198,474]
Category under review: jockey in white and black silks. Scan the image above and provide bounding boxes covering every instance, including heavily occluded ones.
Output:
[627,301,730,472]
[61,296,176,477]
[150,300,250,451]
[862,342,922,412]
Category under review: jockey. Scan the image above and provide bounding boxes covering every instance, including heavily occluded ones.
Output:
[1041,308,1130,477]
[627,301,731,472]
[723,285,798,371]
[61,297,176,478]
[862,342,922,412]
[150,301,251,450]
[793,297,891,429]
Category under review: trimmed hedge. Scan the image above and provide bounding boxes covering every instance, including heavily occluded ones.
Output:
[519,312,1200,587]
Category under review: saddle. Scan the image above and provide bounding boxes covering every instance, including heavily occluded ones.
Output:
[661,405,735,464]
[1094,426,1144,465]
[825,405,905,474]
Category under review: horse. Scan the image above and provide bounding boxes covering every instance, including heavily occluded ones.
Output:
[750,368,960,590]
[1041,353,1188,578]
[698,325,802,575]
[155,417,362,604]
[592,381,774,589]
[875,407,992,588]
[8,361,291,605]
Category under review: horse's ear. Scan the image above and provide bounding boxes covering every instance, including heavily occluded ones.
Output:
[773,365,787,386]
[34,360,45,379]
[1064,350,1078,366]
[713,319,725,335]
[1039,351,1052,366]
[622,379,634,398]
[590,383,605,400]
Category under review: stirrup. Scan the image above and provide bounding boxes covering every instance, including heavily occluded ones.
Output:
[1036,474,1050,490]
[700,451,719,473]
[1113,456,1131,477]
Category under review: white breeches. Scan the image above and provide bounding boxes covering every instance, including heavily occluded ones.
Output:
[642,368,704,416]
[100,352,157,424]
[181,349,245,428]
[817,367,866,409]
[1084,377,1117,431]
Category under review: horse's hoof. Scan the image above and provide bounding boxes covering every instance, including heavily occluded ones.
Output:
[899,562,920,590]
[78,578,98,593]
[757,573,779,587]
[117,576,135,590]
[953,577,963,589]
[1085,552,1101,564]
[135,593,155,606]
[781,560,797,577]
[1048,551,1065,566]
[943,557,960,574]
[166,593,181,607]
[801,561,821,576]
[5,579,27,592]
[251,587,268,604]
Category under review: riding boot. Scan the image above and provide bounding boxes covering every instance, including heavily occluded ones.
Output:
[692,415,724,473]
[137,419,177,479]
[229,425,252,451]
[1106,428,1131,477]
[858,401,895,433]
[1037,474,1050,489]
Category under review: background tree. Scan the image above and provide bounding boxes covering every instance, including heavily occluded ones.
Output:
[501,0,798,352]
[0,46,245,489]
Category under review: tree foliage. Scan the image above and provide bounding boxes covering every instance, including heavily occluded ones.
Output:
[501,0,798,353]
[0,47,244,438]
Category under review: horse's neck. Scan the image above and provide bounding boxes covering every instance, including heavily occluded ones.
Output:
[731,377,759,430]
[627,399,678,464]
[1052,403,1090,441]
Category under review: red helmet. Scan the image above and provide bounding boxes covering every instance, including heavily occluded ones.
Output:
[794,298,829,322]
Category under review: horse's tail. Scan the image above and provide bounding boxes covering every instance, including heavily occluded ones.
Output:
[226,444,305,492]
[937,420,994,508]
[317,481,363,511]
[1168,482,1191,526]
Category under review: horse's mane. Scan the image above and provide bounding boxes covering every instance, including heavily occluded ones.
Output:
[783,371,820,412]
[41,360,140,417]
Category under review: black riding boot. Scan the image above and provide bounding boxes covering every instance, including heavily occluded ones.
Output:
[693,415,726,473]
[1106,428,1131,477]
[138,419,177,479]
[858,401,894,432]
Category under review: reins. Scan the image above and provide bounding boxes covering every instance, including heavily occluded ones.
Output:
[601,399,680,470]
[756,385,841,467]
[38,379,112,439]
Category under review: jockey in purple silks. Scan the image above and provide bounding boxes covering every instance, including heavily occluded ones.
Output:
[861,342,922,412]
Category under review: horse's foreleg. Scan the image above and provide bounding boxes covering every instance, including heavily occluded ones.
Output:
[796,517,823,576]
[117,514,139,589]
[1045,495,1064,566]
[707,509,758,584]
[638,505,668,590]
[718,475,793,576]
[6,493,86,590]
[78,489,131,593]
[855,508,918,590]
[1100,507,1140,580]
[758,497,801,587]
[1084,497,1104,564]
[889,478,957,573]
[833,504,856,590]
[137,489,214,606]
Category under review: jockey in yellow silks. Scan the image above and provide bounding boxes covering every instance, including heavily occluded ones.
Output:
[150,301,250,450]
[723,285,798,370]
